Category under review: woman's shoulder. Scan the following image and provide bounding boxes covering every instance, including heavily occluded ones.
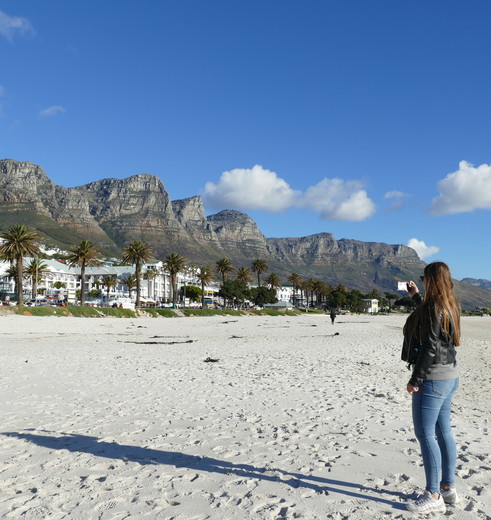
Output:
[420,300,440,322]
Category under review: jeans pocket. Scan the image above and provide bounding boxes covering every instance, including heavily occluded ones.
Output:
[429,379,454,397]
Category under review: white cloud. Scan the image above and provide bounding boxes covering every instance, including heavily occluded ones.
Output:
[38,105,67,118]
[300,178,376,221]
[0,9,34,41]
[384,190,409,199]
[203,165,301,212]
[407,238,440,260]
[430,161,491,215]
[203,166,376,222]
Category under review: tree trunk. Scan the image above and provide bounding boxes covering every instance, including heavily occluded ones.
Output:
[136,263,141,308]
[171,274,177,306]
[80,262,86,305]
[16,256,23,304]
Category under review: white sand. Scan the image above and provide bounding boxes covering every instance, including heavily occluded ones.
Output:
[0,313,489,520]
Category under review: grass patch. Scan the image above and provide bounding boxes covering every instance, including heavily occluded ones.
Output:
[248,308,302,316]
[251,309,296,316]
[66,306,102,317]
[13,305,135,317]
[221,309,246,316]
[11,306,301,318]
[143,308,178,318]
[298,308,325,314]
[13,305,71,317]
[98,307,136,318]
[181,308,245,317]
[141,308,159,317]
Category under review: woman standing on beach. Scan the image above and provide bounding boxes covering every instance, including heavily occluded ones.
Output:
[403,261,461,514]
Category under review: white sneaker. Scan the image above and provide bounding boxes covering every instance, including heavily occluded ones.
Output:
[440,487,460,505]
[406,491,446,514]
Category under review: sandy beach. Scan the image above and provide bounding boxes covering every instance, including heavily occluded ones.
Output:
[0,313,489,520]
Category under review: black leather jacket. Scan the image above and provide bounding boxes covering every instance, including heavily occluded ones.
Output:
[407,294,456,387]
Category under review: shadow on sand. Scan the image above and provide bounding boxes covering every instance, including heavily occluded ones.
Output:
[3,430,406,510]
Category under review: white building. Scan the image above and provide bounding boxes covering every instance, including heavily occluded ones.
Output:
[0,258,79,299]
[0,258,216,305]
[0,257,311,308]
[275,285,295,302]
[362,298,379,313]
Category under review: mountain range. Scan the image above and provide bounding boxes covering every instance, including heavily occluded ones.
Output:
[460,278,491,291]
[1,158,490,309]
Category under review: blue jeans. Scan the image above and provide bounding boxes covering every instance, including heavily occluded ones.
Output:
[412,378,459,494]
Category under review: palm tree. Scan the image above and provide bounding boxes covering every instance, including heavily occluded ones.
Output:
[0,249,16,266]
[302,278,315,308]
[0,225,40,304]
[196,265,214,309]
[216,258,234,284]
[266,272,281,290]
[24,258,48,299]
[121,274,137,299]
[236,266,252,285]
[368,288,381,301]
[312,280,324,307]
[288,272,303,306]
[164,253,186,306]
[321,281,333,306]
[122,241,153,308]
[67,240,101,306]
[103,275,118,303]
[251,258,268,287]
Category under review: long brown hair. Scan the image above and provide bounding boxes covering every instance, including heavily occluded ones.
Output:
[404,261,461,346]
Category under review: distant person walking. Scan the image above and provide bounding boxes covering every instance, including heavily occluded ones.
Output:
[402,262,461,514]
[329,309,336,325]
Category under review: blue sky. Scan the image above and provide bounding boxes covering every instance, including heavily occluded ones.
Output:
[1,1,491,280]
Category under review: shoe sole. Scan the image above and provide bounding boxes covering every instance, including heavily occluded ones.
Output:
[406,504,446,514]
[443,497,460,505]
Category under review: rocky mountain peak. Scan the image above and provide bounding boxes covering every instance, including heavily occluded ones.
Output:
[206,210,268,258]
[0,159,57,205]
[74,173,174,222]
[172,196,206,225]
[2,158,489,307]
